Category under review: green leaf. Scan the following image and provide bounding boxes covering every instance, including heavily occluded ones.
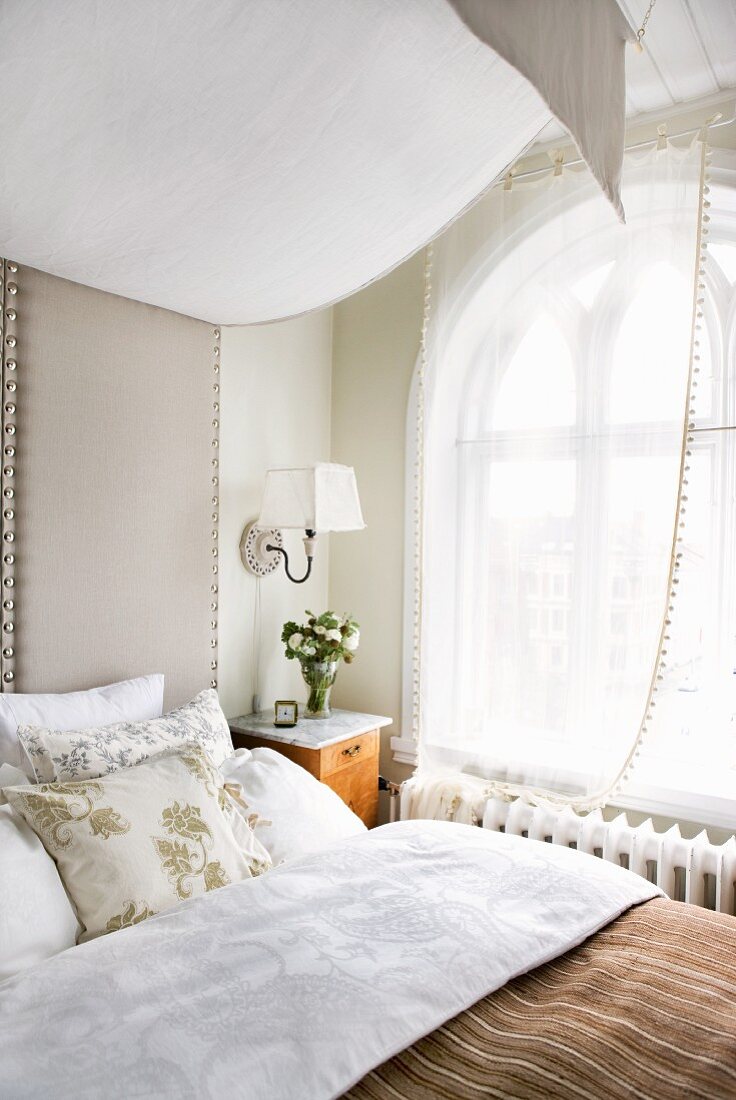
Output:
[281,621,300,643]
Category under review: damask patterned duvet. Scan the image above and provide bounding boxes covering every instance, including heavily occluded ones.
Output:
[347,896,736,1099]
[0,820,660,1099]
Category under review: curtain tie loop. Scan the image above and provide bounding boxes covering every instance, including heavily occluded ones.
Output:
[548,149,565,177]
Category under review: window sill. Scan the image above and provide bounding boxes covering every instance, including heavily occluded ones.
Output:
[610,783,736,834]
[391,735,419,766]
[392,738,736,834]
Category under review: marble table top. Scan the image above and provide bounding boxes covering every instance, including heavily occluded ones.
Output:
[228,708,392,750]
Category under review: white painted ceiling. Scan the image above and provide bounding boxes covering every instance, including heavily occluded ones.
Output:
[537,0,736,144]
[618,0,736,115]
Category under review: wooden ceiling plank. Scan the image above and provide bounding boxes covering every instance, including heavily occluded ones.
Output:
[685,0,736,91]
[626,0,720,104]
[617,0,678,113]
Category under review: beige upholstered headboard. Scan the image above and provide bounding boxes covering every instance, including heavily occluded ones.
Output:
[0,260,219,710]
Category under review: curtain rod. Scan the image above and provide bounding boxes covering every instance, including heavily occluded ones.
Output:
[506,112,736,185]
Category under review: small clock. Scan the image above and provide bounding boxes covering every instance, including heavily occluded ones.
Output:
[274,700,299,727]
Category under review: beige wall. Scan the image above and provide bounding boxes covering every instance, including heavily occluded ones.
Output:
[329,253,425,780]
[14,267,216,709]
[219,312,333,722]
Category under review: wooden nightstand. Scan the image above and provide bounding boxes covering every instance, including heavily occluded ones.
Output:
[228,709,391,828]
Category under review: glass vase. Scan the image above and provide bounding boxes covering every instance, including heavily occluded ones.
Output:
[301,660,338,719]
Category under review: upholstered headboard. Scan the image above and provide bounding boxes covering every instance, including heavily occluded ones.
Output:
[0,260,219,709]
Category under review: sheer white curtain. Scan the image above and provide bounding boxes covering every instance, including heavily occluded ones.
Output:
[413,137,707,809]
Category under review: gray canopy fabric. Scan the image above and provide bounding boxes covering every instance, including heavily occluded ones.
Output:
[0,0,633,324]
[451,0,633,221]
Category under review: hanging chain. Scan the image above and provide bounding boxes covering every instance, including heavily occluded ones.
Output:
[636,0,657,46]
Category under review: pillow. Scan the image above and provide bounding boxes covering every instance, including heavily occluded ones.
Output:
[221,747,367,865]
[0,674,164,777]
[0,797,81,980]
[18,688,233,784]
[4,746,266,941]
[0,761,27,803]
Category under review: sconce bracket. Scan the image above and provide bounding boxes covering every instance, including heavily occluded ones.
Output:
[240,521,283,577]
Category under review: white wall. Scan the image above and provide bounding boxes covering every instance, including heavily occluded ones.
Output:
[329,254,425,780]
[219,312,333,721]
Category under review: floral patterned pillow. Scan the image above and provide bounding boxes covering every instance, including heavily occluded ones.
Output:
[3,745,269,941]
[17,689,233,783]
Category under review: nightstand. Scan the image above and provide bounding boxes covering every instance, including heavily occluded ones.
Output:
[228,709,391,828]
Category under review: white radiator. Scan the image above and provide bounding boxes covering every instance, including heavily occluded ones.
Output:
[483,796,736,916]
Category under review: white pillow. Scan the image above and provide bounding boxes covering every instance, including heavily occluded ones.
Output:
[17,688,232,783]
[0,792,81,981]
[0,761,27,801]
[220,747,367,865]
[0,674,165,777]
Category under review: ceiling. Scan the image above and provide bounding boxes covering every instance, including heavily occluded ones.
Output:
[537,0,736,145]
[618,0,736,115]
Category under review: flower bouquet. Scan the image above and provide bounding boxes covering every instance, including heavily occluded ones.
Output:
[281,610,360,719]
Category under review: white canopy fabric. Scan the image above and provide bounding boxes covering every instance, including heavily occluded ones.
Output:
[0,0,633,324]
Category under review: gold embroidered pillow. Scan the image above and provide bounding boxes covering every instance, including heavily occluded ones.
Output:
[3,746,262,941]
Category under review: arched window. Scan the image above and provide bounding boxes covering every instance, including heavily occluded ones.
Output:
[410,150,736,824]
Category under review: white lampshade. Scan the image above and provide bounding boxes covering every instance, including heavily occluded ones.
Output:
[257,463,365,533]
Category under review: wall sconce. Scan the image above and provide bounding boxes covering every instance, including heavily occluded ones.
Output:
[240,463,365,583]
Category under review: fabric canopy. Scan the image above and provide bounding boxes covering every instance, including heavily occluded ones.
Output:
[0,0,633,324]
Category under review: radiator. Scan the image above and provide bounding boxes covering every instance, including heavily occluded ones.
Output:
[483,796,736,916]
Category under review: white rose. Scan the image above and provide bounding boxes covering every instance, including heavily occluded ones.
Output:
[314,625,326,636]
[303,645,316,656]
[288,632,303,650]
[326,629,342,642]
[343,630,360,651]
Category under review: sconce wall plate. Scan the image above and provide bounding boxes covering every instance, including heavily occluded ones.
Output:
[240,521,283,577]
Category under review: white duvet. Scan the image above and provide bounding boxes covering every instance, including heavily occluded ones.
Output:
[0,820,659,1099]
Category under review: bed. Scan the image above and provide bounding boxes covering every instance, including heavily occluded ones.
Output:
[349,896,736,1100]
[1,804,735,1099]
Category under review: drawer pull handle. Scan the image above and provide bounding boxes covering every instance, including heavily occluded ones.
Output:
[342,744,361,758]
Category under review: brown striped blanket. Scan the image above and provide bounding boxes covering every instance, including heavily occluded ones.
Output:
[346,898,736,1099]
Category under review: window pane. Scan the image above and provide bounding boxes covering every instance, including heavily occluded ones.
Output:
[636,442,736,798]
[708,243,736,284]
[602,454,681,726]
[458,458,576,741]
[487,456,575,519]
[571,261,615,309]
[609,263,691,424]
[492,314,575,431]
